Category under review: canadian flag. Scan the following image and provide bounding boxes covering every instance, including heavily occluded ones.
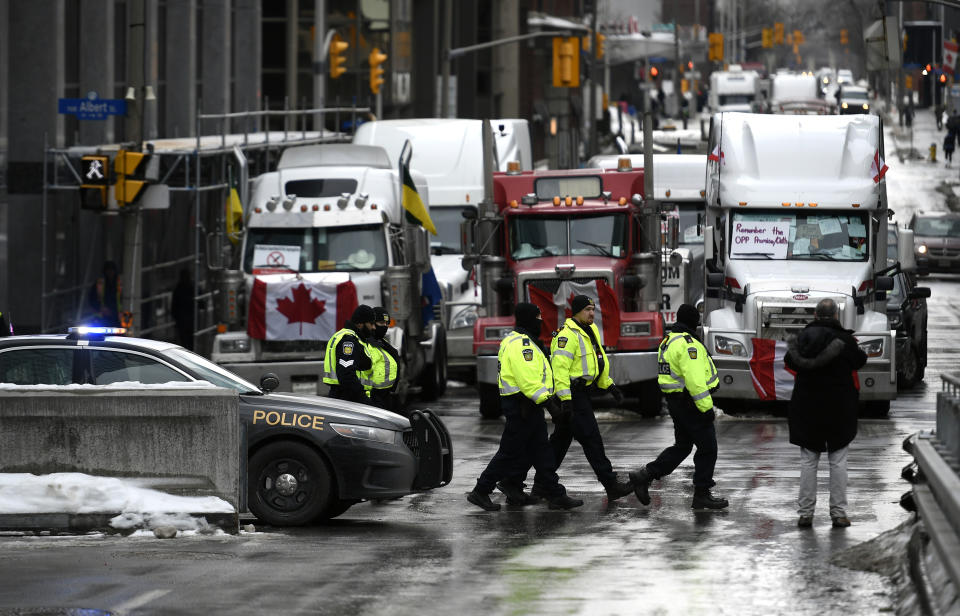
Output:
[749,338,796,401]
[528,279,620,345]
[944,40,959,76]
[871,150,888,184]
[248,276,358,341]
[707,144,724,163]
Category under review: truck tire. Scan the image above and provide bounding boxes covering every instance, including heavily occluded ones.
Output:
[897,345,921,389]
[863,400,891,418]
[420,334,448,401]
[248,441,334,527]
[478,383,502,419]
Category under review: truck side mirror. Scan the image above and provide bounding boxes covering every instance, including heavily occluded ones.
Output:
[875,276,894,291]
[461,255,478,272]
[909,287,931,299]
[706,272,725,288]
[897,228,916,272]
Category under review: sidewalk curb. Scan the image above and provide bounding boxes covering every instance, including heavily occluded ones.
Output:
[0,512,240,535]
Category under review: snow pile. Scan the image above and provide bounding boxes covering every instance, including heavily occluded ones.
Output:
[0,472,235,523]
[0,380,218,391]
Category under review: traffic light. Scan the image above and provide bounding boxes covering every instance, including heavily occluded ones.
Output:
[368,47,387,94]
[840,29,849,45]
[793,30,804,45]
[113,150,151,207]
[80,155,110,210]
[329,33,348,79]
[774,22,784,45]
[708,32,724,61]
[596,33,605,59]
[552,36,580,87]
[762,28,773,49]
[941,73,948,84]
[649,66,660,80]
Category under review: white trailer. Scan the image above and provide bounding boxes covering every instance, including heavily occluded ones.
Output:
[701,113,915,415]
[709,66,762,113]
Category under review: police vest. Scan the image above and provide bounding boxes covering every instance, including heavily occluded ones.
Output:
[323,327,367,386]
[550,318,613,400]
[360,341,398,392]
[498,330,554,404]
[657,330,719,413]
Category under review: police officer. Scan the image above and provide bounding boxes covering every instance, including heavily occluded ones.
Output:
[466,303,583,512]
[323,305,376,404]
[361,307,401,413]
[532,295,633,501]
[629,304,728,510]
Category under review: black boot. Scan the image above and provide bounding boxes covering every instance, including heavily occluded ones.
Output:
[466,490,501,511]
[497,482,539,506]
[628,466,652,506]
[691,487,728,510]
[603,476,634,502]
[547,494,584,510]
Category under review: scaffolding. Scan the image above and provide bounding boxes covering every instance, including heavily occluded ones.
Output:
[41,104,370,353]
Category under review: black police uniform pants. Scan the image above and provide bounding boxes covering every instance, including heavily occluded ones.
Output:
[475,394,565,498]
[646,393,717,488]
[534,389,618,490]
[328,385,367,405]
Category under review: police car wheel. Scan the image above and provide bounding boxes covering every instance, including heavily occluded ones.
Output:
[248,441,334,527]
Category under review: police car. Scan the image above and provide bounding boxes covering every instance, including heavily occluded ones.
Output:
[0,327,452,526]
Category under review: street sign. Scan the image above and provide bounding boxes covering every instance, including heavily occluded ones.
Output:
[58,92,126,120]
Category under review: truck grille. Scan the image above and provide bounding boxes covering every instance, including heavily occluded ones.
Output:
[524,277,608,299]
[759,303,818,341]
[261,340,327,354]
[927,246,960,257]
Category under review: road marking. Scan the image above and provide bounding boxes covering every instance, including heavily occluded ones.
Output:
[112,589,170,614]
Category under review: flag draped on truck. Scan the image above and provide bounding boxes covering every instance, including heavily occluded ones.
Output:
[529,279,620,345]
[749,338,796,401]
[248,278,358,341]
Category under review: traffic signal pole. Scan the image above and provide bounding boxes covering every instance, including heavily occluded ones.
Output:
[123,0,147,335]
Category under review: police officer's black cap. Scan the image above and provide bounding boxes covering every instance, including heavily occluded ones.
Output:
[374,306,391,324]
[514,302,541,321]
[351,304,376,324]
[570,294,594,315]
[677,303,701,328]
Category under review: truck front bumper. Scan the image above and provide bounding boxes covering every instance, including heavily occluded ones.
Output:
[446,326,476,370]
[477,351,659,385]
[711,357,897,401]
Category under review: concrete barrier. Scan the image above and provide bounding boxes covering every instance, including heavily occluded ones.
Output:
[0,388,241,517]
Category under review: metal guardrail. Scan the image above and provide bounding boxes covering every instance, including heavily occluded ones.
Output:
[902,374,960,611]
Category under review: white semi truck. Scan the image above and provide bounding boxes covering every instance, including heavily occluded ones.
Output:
[709,65,762,113]
[701,113,915,415]
[211,143,448,401]
[352,118,531,379]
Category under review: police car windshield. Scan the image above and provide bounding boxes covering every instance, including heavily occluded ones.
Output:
[510,214,628,260]
[730,211,869,261]
[244,225,388,273]
[163,348,261,394]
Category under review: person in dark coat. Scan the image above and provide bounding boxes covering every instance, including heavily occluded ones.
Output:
[171,268,195,349]
[784,298,867,529]
[944,130,955,166]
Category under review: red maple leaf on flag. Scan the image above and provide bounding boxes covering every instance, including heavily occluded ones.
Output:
[564,292,577,320]
[275,283,326,335]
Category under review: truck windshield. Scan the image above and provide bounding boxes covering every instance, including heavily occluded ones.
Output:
[730,211,868,261]
[431,206,473,255]
[244,225,388,273]
[719,94,753,106]
[510,214,628,260]
[663,203,704,244]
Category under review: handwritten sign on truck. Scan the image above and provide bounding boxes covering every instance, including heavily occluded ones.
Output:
[731,221,789,259]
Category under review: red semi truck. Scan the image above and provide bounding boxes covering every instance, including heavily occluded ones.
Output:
[466,162,665,418]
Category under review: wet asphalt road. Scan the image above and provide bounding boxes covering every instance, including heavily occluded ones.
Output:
[0,283,953,615]
[1,118,958,615]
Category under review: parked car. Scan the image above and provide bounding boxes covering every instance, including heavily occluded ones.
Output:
[0,327,453,526]
[887,227,930,388]
[909,211,960,274]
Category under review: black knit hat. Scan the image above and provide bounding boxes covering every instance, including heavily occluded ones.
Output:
[514,302,543,336]
[374,306,391,325]
[570,294,595,316]
[351,304,376,324]
[677,303,701,328]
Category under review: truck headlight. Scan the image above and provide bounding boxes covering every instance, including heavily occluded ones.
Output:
[620,322,651,336]
[858,338,884,358]
[917,244,927,255]
[451,306,479,330]
[330,423,399,445]
[219,337,251,353]
[715,335,747,357]
[484,326,513,341]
